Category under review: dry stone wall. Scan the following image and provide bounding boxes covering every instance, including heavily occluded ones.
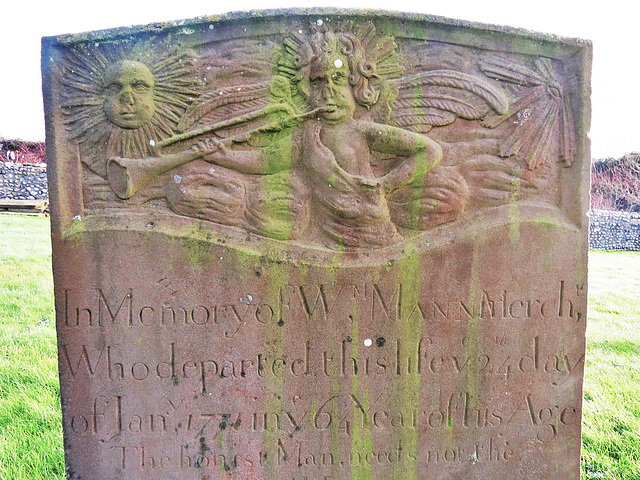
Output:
[589,209,640,251]
[0,162,48,200]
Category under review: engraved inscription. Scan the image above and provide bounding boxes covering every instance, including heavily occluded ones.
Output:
[59,337,585,394]
[66,389,579,471]
[60,281,584,330]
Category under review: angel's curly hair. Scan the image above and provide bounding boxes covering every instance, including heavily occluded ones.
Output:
[274,22,403,110]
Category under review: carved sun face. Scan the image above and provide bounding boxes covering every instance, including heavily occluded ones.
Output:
[61,44,200,176]
[103,61,156,129]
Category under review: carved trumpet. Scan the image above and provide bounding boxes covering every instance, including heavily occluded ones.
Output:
[106,106,329,200]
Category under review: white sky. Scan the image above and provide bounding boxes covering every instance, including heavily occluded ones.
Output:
[1,1,637,159]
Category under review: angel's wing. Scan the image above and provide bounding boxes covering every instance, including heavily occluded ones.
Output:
[163,37,298,151]
[176,81,278,135]
[157,76,299,154]
[384,70,509,133]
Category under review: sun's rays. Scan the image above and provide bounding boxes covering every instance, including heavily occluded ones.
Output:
[60,40,201,176]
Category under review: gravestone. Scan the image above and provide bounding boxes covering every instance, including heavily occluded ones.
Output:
[42,9,590,480]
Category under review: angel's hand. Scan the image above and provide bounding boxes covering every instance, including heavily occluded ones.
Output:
[457,155,537,207]
[357,176,382,189]
[379,173,404,195]
[191,138,229,162]
[354,176,384,203]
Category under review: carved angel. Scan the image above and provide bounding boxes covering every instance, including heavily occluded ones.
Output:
[105,23,513,249]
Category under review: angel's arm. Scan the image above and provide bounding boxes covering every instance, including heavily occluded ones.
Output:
[197,132,299,175]
[360,121,443,192]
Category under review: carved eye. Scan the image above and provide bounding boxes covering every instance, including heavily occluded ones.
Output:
[332,72,347,83]
[132,82,151,92]
[106,83,121,95]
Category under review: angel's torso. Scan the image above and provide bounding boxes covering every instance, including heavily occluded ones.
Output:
[316,121,376,178]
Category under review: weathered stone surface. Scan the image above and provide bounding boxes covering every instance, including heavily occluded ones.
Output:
[42,9,590,480]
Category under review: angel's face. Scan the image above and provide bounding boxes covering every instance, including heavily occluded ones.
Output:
[307,54,356,125]
[103,61,156,129]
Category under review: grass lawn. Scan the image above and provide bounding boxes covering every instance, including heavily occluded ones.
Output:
[582,250,640,478]
[0,215,638,479]
[0,216,62,479]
